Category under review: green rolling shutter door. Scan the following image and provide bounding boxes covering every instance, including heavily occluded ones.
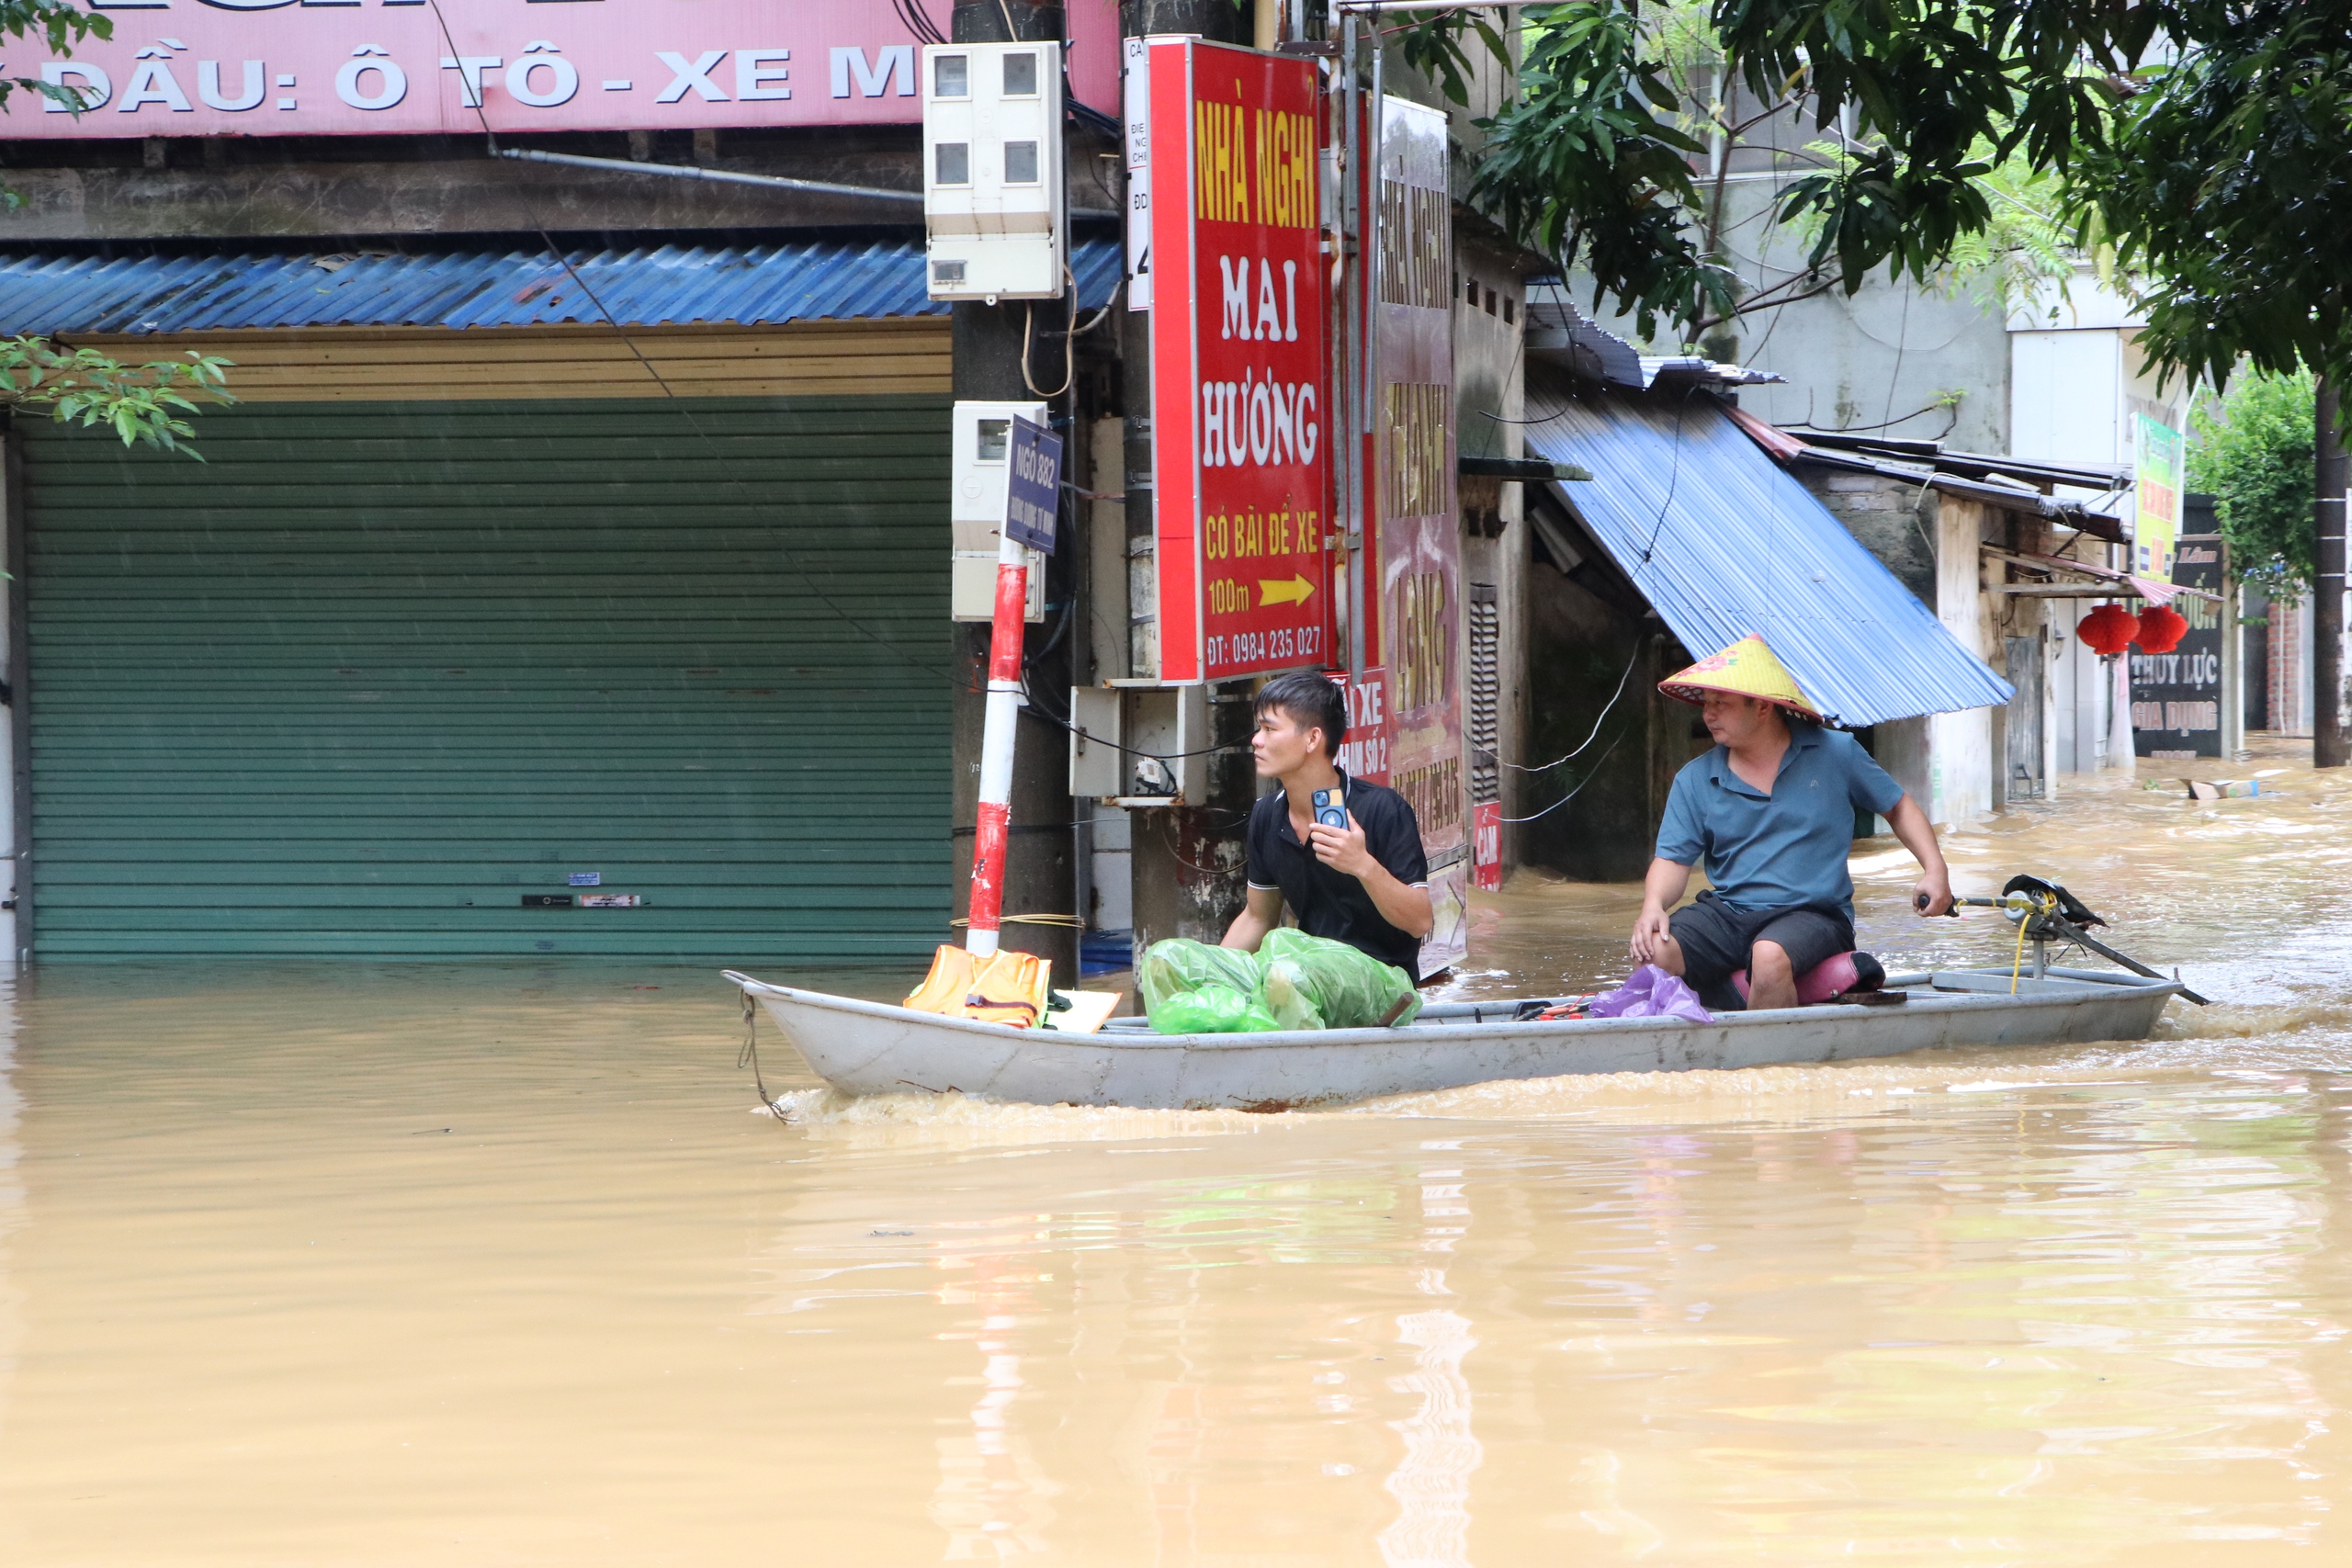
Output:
[20,395,952,959]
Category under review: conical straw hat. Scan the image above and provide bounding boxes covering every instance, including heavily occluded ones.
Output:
[1657,635,1824,722]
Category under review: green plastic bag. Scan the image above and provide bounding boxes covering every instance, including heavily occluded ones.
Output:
[1256,927,1421,1031]
[1147,981,1280,1035]
[1137,938,1263,1015]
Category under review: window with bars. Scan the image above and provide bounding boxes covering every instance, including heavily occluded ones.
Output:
[1468,583,1499,806]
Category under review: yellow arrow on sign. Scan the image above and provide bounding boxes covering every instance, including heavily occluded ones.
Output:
[1257,575,1317,608]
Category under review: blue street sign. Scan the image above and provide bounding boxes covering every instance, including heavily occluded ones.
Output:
[1005,415,1063,555]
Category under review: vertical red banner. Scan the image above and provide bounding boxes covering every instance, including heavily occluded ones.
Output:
[1145,38,1331,682]
[1473,802,1501,892]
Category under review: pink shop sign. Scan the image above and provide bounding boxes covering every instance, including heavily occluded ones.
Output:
[5,0,1117,139]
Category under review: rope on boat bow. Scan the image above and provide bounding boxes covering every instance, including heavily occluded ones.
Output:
[739,988,792,1122]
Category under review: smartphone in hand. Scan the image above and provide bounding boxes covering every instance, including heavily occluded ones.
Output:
[1310,789,1347,830]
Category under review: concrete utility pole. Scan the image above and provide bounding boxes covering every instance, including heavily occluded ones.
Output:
[1118,0,1257,953]
[949,0,1079,976]
[2317,376,2347,768]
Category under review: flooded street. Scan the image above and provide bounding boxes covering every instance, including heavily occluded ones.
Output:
[2,745,2348,1565]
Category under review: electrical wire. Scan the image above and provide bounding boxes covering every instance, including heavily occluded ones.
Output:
[1499,733,1624,823]
[894,0,947,46]
[1478,399,1583,426]
[951,913,1087,929]
[1634,385,1697,568]
[1504,640,1642,772]
[1021,266,1080,399]
[1782,402,1961,435]
[1880,282,1912,433]
[1462,311,1530,461]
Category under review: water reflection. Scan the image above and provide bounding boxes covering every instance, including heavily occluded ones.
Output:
[931,1247,1059,1559]
[1377,1144,1480,1568]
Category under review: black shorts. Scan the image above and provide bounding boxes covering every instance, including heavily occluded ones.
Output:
[1668,892,1854,1012]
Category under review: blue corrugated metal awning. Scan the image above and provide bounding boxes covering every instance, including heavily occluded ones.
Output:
[0,237,1124,335]
[1522,383,2012,728]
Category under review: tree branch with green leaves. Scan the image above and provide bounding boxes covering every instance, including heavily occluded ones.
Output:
[1,338,236,458]
[1424,0,2350,388]
[2,1,237,455]
[1,0,110,118]
[2188,369,2316,595]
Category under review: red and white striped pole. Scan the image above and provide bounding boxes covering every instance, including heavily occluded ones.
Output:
[965,526,1028,956]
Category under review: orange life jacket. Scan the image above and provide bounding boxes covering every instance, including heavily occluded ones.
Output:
[903,945,1053,1028]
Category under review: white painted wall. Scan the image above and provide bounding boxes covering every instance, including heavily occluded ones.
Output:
[2008,329,2124,468]
[2007,272,2183,775]
[1090,806,1132,935]
[1930,497,1995,826]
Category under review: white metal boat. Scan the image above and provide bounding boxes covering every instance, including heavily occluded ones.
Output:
[723,965,2181,1112]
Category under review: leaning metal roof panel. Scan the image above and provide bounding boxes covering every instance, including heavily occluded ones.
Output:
[1522,379,2015,728]
[0,237,1124,335]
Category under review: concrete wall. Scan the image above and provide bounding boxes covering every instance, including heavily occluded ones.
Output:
[1517,533,1675,884]
[1453,232,1532,862]
[0,127,942,239]
[1579,179,2015,453]
[1798,467,2081,823]
[1929,496,1996,826]
[1806,468,1935,604]
[2008,274,2187,777]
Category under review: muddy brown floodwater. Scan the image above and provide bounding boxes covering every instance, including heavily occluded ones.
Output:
[0,743,2347,1565]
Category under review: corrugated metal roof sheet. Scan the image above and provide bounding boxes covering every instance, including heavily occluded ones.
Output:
[1525,291,1781,389]
[0,237,1124,335]
[1523,380,2014,728]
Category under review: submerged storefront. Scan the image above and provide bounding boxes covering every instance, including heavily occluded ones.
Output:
[0,241,1114,960]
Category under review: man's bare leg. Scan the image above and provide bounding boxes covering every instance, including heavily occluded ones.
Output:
[1650,934,1686,976]
[1747,939,1798,1010]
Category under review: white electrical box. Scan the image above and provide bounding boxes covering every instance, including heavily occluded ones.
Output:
[922,40,1067,301]
[951,399,1050,537]
[951,398,1049,623]
[953,551,1046,623]
[1079,682,1209,805]
[1068,685,1124,797]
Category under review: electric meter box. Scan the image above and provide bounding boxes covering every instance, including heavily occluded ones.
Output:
[951,399,1050,535]
[950,398,1050,624]
[922,40,1067,301]
[951,553,1046,623]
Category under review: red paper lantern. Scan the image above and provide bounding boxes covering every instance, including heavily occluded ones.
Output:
[2135,604,2188,654]
[2075,604,2140,657]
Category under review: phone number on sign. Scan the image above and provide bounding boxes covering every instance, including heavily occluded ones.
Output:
[1208,625,1322,670]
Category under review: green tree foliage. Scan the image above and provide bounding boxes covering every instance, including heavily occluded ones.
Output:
[0,338,235,458]
[2071,4,2352,389]
[1,1,235,454]
[1468,6,1731,340]
[1453,3,2101,340]
[1,0,109,118]
[1439,1,2352,385]
[2187,371,2315,594]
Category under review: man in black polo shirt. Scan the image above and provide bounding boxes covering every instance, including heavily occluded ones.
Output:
[1221,671,1433,976]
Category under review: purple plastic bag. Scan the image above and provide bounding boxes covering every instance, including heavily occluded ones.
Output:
[1589,964,1713,1023]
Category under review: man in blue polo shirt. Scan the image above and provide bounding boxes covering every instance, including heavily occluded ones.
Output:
[1630,637,1953,1011]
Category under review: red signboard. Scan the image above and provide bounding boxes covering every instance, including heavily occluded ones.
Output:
[1338,666,1392,784]
[1,0,1118,139]
[1144,37,1331,682]
[1473,802,1501,892]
